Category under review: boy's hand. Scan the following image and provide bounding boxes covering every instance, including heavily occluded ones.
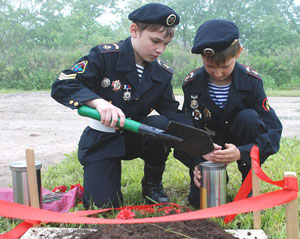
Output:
[193,165,202,188]
[207,143,241,164]
[85,98,126,128]
[202,143,222,161]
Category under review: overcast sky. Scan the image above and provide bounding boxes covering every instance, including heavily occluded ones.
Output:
[99,0,300,26]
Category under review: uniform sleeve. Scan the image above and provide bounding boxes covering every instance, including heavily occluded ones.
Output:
[155,77,180,119]
[238,80,282,165]
[51,47,104,109]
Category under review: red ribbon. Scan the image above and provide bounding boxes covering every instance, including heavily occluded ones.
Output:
[0,146,298,239]
[224,145,298,223]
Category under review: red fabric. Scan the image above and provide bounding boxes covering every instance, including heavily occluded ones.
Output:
[0,188,297,239]
[224,145,291,223]
[0,221,35,239]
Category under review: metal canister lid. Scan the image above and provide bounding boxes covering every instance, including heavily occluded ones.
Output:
[10,160,42,172]
[200,161,225,171]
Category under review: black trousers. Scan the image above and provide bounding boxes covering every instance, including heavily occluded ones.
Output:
[82,115,170,209]
[182,109,267,207]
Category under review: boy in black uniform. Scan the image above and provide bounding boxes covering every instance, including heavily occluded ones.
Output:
[51,3,182,208]
[175,19,282,207]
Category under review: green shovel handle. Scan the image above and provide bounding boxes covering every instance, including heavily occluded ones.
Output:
[78,105,140,133]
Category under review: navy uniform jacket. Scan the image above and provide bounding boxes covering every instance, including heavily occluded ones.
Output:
[51,37,180,164]
[182,62,282,167]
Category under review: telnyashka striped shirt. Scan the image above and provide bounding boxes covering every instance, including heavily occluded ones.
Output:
[136,64,144,82]
[208,82,231,109]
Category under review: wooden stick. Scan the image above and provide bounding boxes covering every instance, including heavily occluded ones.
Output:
[252,166,261,229]
[285,172,299,239]
[26,149,40,208]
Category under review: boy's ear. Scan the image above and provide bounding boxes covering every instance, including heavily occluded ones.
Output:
[130,23,139,38]
[236,47,243,58]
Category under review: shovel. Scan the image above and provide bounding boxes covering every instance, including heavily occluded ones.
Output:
[78,105,214,156]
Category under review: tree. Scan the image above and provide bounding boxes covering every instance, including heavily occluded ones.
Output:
[247,14,300,55]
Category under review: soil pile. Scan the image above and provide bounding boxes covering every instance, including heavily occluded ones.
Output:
[76,219,237,239]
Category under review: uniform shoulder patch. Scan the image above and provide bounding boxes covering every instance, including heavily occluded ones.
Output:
[156,59,174,74]
[72,61,87,73]
[183,68,202,87]
[262,97,270,111]
[243,64,261,80]
[97,43,120,53]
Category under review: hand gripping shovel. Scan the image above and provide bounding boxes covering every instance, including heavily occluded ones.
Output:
[78,105,214,156]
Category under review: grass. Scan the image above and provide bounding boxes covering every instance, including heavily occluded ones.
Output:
[1,137,299,238]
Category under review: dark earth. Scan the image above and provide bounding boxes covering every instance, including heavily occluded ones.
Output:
[60,219,238,239]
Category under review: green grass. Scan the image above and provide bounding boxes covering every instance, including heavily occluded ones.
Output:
[265,89,300,97]
[0,138,299,238]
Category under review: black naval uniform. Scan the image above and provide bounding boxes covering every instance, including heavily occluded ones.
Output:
[176,62,282,207]
[51,37,181,208]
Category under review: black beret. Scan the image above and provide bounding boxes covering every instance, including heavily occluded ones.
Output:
[191,19,239,55]
[128,3,180,27]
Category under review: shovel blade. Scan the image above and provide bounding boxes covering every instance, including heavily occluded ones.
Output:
[165,121,214,156]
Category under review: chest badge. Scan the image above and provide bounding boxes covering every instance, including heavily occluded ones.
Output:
[192,109,201,120]
[112,80,122,92]
[101,77,110,88]
[203,108,212,119]
[123,84,132,101]
[190,99,199,110]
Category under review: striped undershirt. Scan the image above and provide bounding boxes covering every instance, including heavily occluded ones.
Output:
[136,64,144,82]
[208,82,231,109]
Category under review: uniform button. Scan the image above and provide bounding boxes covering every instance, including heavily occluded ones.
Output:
[135,97,140,101]
[74,102,79,107]
[225,121,229,125]
[243,163,247,166]
[69,100,74,104]
[150,108,154,112]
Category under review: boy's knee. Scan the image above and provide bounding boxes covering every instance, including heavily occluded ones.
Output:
[83,190,122,209]
[231,109,265,135]
[234,109,259,127]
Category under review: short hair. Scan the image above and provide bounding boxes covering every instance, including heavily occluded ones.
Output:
[203,40,241,66]
[134,22,175,38]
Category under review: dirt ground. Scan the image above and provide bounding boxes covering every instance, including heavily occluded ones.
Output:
[77,219,238,239]
[0,93,299,188]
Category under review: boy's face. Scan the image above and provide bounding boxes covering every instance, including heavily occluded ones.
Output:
[202,56,237,83]
[130,24,172,65]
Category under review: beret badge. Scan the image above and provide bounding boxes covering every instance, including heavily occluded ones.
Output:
[166,14,176,26]
[203,48,215,56]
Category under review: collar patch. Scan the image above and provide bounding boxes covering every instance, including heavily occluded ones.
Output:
[98,43,120,53]
[244,65,261,80]
[157,59,173,74]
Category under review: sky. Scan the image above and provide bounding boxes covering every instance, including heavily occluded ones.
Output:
[99,0,300,26]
